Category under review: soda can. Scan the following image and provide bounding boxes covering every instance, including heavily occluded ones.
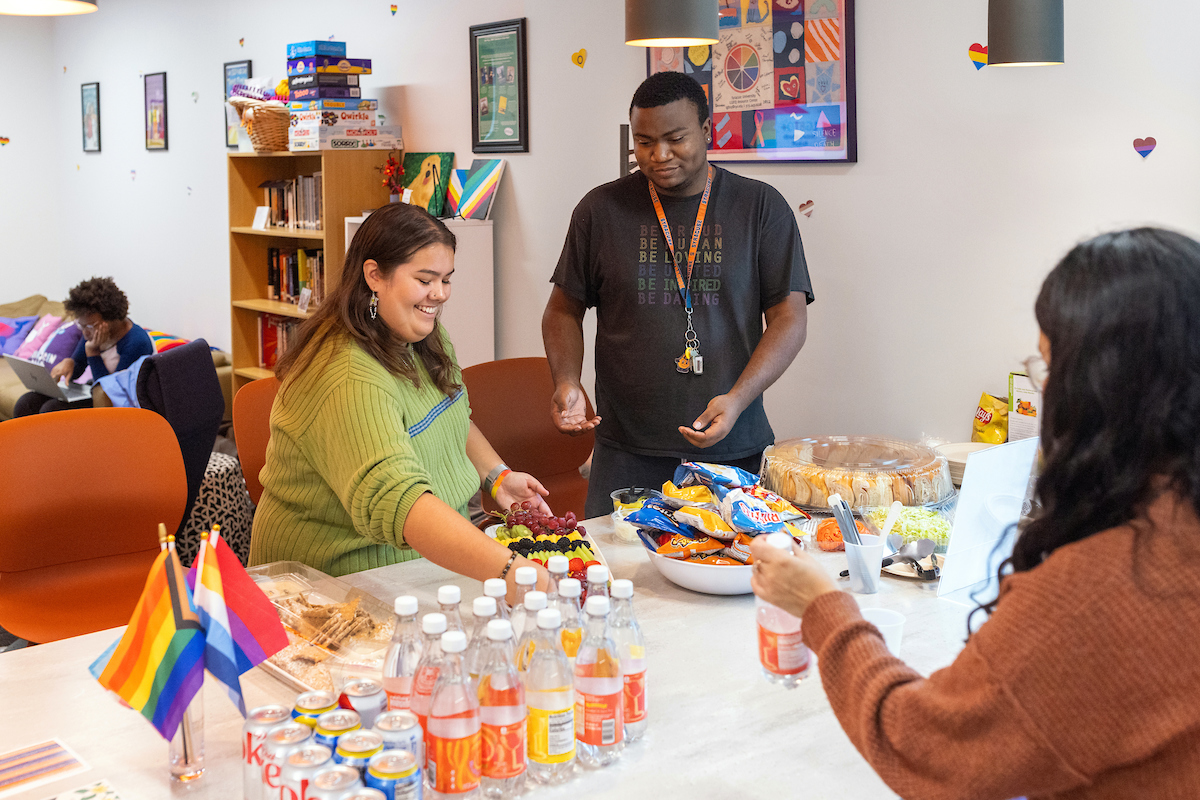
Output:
[262,722,313,800]
[306,765,364,800]
[243,705,291,800]
[373,710,422,760]
[293,690,339,728]
[341,790,387,800]
[339,677,387,727]
[334,729,385,777]
[313,709,362,749]
[280,743,333,800]
[364,750,422,800]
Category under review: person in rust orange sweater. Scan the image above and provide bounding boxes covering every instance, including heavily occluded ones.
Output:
[751,228,1200,800]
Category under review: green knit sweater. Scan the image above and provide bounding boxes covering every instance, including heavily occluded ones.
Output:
[249,330,479,576]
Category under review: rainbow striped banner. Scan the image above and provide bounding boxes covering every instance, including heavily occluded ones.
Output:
[457,160,505,220]
[89,546,205,741]
[187,530,289,716]
[446,169,467,217]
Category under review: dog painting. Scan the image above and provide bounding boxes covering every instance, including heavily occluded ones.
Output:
[401,152,454,217]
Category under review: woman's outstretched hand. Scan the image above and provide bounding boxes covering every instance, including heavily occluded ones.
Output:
[494,472,552,517]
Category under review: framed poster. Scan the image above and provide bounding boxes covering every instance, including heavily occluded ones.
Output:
[469,18,528,153]
[81,82,100,153]
[224,60,252,147]
[144,71,168,151]
[647,0,856,163]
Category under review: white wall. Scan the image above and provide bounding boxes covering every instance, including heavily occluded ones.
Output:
[3,0,1198,444]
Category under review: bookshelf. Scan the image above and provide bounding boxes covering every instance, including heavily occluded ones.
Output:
[228,150,390,393]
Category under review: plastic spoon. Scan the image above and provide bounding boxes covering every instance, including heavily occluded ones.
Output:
[880,500,904,539]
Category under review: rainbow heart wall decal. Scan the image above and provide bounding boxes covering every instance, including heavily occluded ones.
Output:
[390,4,396,14]
[0,137,8,146]
[1133,137,1156,158]
[969,43,988,70]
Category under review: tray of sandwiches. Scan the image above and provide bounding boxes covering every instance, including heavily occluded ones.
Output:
[247,561,394,693]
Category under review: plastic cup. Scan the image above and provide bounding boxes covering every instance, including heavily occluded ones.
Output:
[861,608,905,656]
[845,533,885,594]
[610,487,655,516]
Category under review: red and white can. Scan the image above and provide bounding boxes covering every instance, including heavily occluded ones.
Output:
[243,705,291,800]
[280,743,333,800]
[339,677,387,728]
[261,722,312,800]
[293,690,339,728]
[306,764,364,799]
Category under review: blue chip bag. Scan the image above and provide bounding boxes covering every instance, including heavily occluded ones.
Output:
[625,498,697,538]
[720,488,786,534]
[673,461,759,493]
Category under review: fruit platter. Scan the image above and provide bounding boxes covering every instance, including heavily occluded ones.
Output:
[488,502,607,585]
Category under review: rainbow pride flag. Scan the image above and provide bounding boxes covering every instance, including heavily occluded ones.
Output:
[446,169,467,217]
[187,529,289,715]
[89,545,205,741]
[457,159,505,220]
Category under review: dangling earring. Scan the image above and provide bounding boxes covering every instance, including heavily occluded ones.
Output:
[369,291,378,320]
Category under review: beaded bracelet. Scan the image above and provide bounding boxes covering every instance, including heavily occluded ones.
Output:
[498,550,519,580]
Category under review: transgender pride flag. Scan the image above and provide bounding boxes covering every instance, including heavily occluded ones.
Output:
[188,529,288,715]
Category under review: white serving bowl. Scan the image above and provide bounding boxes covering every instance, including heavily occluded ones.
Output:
[646,550,753,595]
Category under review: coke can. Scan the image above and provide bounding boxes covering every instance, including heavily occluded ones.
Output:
[280,743,333,800]
[243,705,291,800]
[339,677,387,727]
[262,722,312,800]
[314,709,362,749]
[306,765,364,800]
[341,791,387,800]
[293,690,339,728]
[334,729,385,777]
[364,750,422,800]
[374,710,422,760]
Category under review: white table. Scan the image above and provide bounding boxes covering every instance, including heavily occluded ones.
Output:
[0,516,972,799]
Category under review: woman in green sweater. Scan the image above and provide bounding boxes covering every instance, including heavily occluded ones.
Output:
[250,203,550,595]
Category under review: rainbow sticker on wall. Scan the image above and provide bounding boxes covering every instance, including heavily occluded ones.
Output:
[0,137,9,146]
[969,43,988,70]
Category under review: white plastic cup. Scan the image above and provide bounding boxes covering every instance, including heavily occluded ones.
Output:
[845,533,885,594]
[860,608,905,656]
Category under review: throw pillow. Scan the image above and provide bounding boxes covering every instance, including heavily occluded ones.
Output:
[27,319,83,369]
[0,316,37,355]
[144,327,190,353]
[14,314,63,358]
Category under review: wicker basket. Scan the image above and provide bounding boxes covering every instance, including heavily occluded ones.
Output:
[229,97,290,153]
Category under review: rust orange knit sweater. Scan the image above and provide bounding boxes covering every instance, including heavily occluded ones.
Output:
[803,493,1200,800]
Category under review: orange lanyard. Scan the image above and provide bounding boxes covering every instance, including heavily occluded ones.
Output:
[648,165,714,313]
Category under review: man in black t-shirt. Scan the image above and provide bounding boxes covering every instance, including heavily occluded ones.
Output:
[543,72,814,518]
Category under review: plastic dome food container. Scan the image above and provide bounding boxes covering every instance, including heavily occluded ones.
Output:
[761,435,955,512]
[645,551,753,595]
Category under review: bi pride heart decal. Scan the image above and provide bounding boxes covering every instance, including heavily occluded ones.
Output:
[1133,138,1156,158]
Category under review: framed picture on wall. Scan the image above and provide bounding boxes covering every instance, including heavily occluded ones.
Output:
[469,18,528,153]
[144,71,168,151]
[81,82,101,153]
[224,60,252,148]
[646,0,857,163]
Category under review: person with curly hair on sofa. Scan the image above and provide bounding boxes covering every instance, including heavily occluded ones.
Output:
[14,277,155,416]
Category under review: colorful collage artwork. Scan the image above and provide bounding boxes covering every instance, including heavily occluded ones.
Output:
[648,0,855,162]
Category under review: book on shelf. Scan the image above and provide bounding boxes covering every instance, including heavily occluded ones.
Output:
[258,313,304,369]
[257,173,323,230]
[266,246,325,307]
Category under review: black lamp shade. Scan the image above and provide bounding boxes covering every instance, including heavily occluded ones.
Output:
[626,0,718,47]
[988,0,1064,66]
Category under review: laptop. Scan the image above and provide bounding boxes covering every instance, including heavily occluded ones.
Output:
[3,354,93,403]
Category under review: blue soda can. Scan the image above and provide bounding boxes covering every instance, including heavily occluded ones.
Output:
[334,729,385,777]
[364,750,422,800]
[313,709,362,749]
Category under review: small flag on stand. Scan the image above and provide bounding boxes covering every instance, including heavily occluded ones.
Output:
[187,526,289,716]
[89,532,205,741]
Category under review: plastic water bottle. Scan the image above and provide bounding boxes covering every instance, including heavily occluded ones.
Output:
[574,596,623,768]
[556,578,583,668]
[513,592,548,679]
[465,596,499,686]
[410,612,448,763]
[524,608,575,785]
[484,578,510,621]
[508,568,538,638]
[585,565,609,602]
[755,532,811,689]
[427,631,482,798]
[382,595,424,711]
[439,585,466,634]
[477,620,527,799]
[546,555,569,602]
[609,579,647,743]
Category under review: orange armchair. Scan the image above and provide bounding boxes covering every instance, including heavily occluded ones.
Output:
[461,357,594,520]
[0,408,187,643]
[232,376,280,505]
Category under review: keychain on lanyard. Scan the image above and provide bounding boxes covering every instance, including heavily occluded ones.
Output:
[649,165,714,375]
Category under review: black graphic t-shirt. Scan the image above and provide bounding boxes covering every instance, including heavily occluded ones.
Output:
[551,166,813,460]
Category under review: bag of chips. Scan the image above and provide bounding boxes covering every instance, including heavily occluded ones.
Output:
[719,488,786,534]
[656,532,725,560]
[673,505,737,541]
[625,499,696,538]
[686,553,742,566]
[673,461,759,492]
[659,481,719,509]
[972,393,1009,444]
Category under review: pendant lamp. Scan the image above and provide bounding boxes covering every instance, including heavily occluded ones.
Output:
[988,0,1063,66]
[0,0,96,14]
[626,0,718,47]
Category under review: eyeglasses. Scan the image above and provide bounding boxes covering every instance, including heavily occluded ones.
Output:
[73,320,100,334]
[1022,355,1048,391]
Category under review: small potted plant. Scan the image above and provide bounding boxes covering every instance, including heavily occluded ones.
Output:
[379,151,404,202]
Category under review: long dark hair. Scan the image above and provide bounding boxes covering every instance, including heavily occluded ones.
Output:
[974,228,1200,623]
[275,203,460,397]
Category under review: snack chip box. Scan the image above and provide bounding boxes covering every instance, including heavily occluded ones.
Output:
[1008,372,1041,441]
[288,73,359,89]
[288,57,373,76]
[290,86,362,101]
[290,108,378,128]
[286,40,347,59]
[289,98,377,111]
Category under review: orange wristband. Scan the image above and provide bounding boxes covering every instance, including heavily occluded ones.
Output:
[489,468,513,499]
